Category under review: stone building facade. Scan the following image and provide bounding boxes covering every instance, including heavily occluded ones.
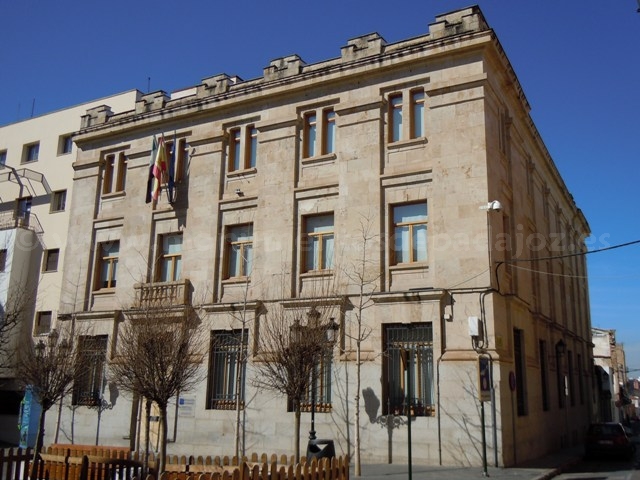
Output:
[50,6,591,467]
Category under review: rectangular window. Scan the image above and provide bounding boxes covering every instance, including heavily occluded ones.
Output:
[115,153,127,191]
[0,249,7,271]
[556,342,566,408]
[59,134,73,155]
[304,113,317,158]
[16,197,31,227]
[228,126,257,172]
[96,241,119,289]
[578,353,585,405]
[157,233,182,282]
[226,224,253,278]
[513,329,527,415]
[229,129,241,171]
[384,323,434,416]
[568,350,575,407]
[411,91,425,138]
[539,340,549,411]
[24,143,39,163]
[34,311,52,336]
[304,214,334,272]
[72,335,108,406]
[389,95,403,142]
[0,150,6,166]
[303,108,336,158]
[50,190,67,212]
[102,154,115,194]
[43,249,59,272]
[323,110,336,154]
[393,202,427,264]
[300,351,333,411]
[248,127,258,168]
[206,329,248,410]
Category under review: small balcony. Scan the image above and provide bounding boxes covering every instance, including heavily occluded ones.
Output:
[133,278,193,307]
[0,210,44,235]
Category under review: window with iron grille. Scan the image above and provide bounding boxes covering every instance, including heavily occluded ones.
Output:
[206,329,248,410]
[287,351,333,413]
[539,340,549,411]
[73,335,108,406]
[383,323,434,416]
[514,328,528,415]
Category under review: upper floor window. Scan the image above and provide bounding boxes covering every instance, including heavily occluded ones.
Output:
[304,214,334,272]
[43,249,60,272]
[383,323,434,416]
[206,329,248,410]
[23,142,39,163]
[95,241,119,290]
[303,108,336,158]
[72,335,108,406]
[226,224,253,279]
[59,134,73,155]
[411,91,425,139]
[0,150,6,166]
[102,153,127,195]
[34,311,52,336]
[393,202,427,264]
[16,197,31,226]
[228,125,257,172]
[388,90,426,143]
[389,95,403,142]
[157,233,182,282]
[50,190,67,212]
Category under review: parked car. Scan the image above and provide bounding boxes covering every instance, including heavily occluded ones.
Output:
[585,422,636,460]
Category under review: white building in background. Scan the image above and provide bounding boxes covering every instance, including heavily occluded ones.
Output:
[0,90,140,445]
[592,328,631,424]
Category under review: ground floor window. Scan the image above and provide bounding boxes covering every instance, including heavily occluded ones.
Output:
[72,335,108,406]
[206,329,247,410]
[383,323,434,416]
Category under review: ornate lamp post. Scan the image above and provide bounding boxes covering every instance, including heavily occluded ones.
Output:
[308,310,338,440]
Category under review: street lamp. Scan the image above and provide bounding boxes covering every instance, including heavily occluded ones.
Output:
[309,315,339,440]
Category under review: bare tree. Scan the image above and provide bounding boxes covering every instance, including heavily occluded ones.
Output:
[252,300,339,462]
[16,325,80,478]
[109,303,206,474]
[341,213,379,476]
[0,285,36,372]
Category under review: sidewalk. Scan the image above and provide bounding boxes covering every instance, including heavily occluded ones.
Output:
[353,446,584,480]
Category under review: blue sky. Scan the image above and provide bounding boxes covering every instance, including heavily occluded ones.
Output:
[1,1,639,368]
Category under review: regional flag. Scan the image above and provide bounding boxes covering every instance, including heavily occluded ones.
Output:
[152,135,167,204]
[144,136,157,204]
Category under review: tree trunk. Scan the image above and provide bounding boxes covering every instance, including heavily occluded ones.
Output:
[143,399,151,477]
[30,407,47,479]
[355,338,362,476]
[159,403,168,474]
[294,402,301,462]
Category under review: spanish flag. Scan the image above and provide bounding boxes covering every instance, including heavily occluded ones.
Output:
[152,135,167,204]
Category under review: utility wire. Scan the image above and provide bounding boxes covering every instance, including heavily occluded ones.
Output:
[507,238,640,263]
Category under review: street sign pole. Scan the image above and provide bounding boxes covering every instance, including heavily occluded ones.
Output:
[478,355,490,477]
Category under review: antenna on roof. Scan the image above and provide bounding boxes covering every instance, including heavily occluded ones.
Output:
[31,98,35,118]
[147,77,151,93]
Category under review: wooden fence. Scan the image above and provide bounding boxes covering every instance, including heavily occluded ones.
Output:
[1,448,349,480]
[154,454,349,480]
[0,447,32,480]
